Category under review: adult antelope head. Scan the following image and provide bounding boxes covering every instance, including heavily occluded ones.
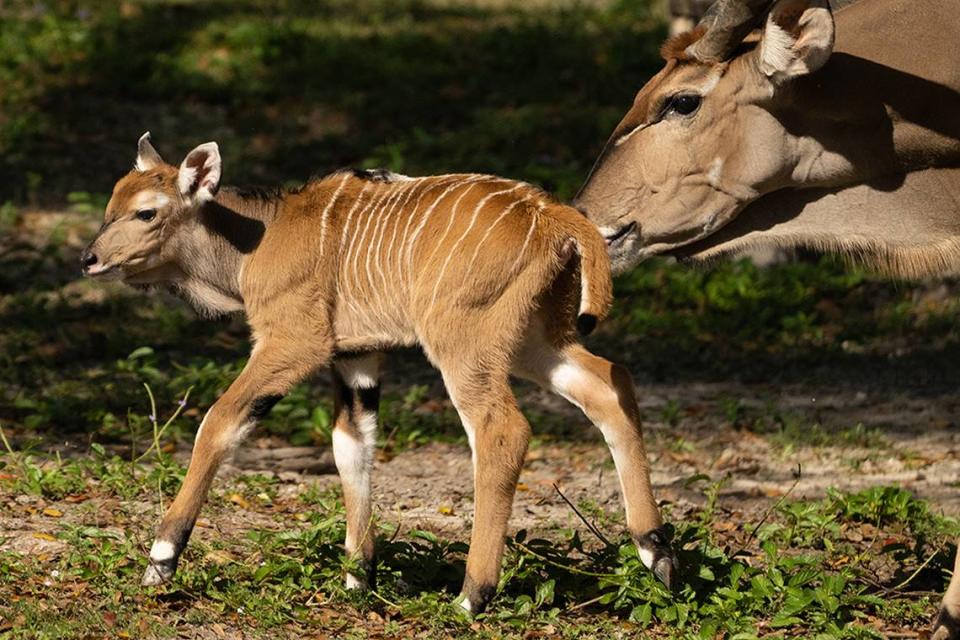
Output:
[577,0,960,276]
[578,0,960,634]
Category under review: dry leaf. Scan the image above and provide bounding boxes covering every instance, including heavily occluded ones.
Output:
[204,550,236,565]
[228,493,251,509]
[42,507,63,518]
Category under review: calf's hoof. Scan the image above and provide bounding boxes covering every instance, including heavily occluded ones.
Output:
[141,561,175,586]
[635,525,679,590]
[344,560,376,591]
[458,576,496,616]
[933,605,960,640]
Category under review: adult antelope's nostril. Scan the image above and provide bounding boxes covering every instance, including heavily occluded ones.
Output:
[80,251,98,270]
[604,221,637,246]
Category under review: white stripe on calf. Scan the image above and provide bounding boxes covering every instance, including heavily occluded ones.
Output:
[507,209,540,276]
[461,195,531,282]
[404,177,490,284]
[425,185,524,317]
[319,172,351,254]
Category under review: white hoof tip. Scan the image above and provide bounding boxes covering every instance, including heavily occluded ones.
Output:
[345,573,367,591]
[141,563,173,587]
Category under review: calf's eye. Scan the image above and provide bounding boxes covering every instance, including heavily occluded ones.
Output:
[136,208,157,222]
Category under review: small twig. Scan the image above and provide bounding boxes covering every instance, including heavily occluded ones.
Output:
[512,539,616,579]
[135,386,192,463]
[891,545,945,592]
[566,593,606,612]
[0,424,16,457]
[369,588,399,609]
[732,463,802,558]
[553,482,614,547]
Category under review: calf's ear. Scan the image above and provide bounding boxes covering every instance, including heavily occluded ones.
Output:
[178,142,221,204]
[759,0,834,82]
[135,131,164,171]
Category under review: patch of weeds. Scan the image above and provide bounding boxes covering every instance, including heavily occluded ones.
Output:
[751,409,890,453]
[0,201,18,229]
[379,385,464,450]
[659,399,682,427]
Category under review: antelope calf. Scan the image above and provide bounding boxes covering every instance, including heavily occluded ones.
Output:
[81,133,677,613]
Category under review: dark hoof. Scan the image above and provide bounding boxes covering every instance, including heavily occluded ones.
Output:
[933,605,960,640]
[635,525,679,590]
[458,577,496,615]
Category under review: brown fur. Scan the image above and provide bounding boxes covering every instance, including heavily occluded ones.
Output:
[660,26,707,61]
[84,140,669,614]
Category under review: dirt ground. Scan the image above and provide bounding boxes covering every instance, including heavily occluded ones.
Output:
[304,380,960,542]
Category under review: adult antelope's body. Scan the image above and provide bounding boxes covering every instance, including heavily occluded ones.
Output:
[575,0,960,634]
[82,135,676,614]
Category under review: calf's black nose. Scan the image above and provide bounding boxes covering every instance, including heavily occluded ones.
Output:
[80,250,98,269]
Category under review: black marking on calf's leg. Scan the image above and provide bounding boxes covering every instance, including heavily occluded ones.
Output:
[356,385,380,413]
[249,394,283,420]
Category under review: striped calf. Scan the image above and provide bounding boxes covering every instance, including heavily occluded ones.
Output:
[81,134,677,613]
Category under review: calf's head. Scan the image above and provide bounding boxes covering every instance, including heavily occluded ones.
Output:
[575,0,834,272]
[81,133,221,282]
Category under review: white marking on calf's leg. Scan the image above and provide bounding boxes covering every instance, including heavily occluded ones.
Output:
[149,540,176,562]
[337,353,380,389]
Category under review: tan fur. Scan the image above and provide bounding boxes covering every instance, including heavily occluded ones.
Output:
[576,0,960,278]
[84,141,663,613]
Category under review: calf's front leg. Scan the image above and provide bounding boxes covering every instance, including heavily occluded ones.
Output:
[142,339,329,585]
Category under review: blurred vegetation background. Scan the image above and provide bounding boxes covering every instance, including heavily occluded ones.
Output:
[0,0,666,205]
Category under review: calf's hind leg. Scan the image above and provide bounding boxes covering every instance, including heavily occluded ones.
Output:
[513,336,678,587]
[440,369,532,615]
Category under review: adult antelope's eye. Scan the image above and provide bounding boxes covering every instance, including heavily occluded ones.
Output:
[669,94,702,116]
[136,208,157,222]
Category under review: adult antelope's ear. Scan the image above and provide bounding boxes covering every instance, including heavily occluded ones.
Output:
[135,131,164,171]
[759,0,834,82]
[178,142,221,204]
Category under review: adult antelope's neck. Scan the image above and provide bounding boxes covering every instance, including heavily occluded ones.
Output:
[780,0,960,187]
